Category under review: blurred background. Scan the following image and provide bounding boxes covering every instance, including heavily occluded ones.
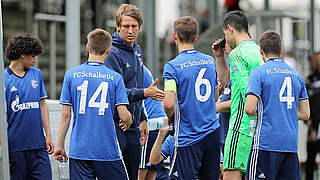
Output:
[0,0,320,179]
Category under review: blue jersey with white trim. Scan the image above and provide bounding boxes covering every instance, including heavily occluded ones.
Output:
[60,61,129,161]
[143,66,166,119]
[163,49,219,147]
[246,58,308,152]
[5,67,47,152]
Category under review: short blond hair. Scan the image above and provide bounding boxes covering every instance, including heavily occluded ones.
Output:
[115,4,143,28]
[87,28,112,55]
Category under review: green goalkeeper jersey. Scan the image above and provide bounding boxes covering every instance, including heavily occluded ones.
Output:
[228,40,263,136]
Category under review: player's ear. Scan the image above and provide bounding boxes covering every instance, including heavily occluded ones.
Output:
[259,47,264,56]
[105,46,111,56]
[194,34,199,43]
[86,44,90,53]
[280,48,283,57]
[173,32,178,41]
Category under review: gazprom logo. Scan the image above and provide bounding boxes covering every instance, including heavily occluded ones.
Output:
[11,95,39,112]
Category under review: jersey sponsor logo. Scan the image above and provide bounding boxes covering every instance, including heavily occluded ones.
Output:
[31,80,38,88]
[11,95,39,112]
[180,59,214,70]
[10,86,17,92]
[72,71,113,80]
[258,173,266,178]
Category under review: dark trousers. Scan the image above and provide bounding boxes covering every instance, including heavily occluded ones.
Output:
[117,127,141,180]
[306,140,320,180]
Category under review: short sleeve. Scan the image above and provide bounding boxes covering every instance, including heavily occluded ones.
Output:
[246,68,262,97]
[161,135,174,159]
[163,63,178,85]
[38,70,47,99]
[299,78,309,100]
[116,75,129,105]
[60,72,72,105]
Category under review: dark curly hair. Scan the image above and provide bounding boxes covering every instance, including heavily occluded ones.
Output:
[5,33,44,61]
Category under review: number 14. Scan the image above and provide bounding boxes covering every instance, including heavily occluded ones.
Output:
[77,80,109,115]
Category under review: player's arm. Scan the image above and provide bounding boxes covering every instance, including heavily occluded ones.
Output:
[117,105,132,131]
[163,79,176,124]
[212,40,230,88]
[216,100,231,113]
[245,94,258,117]
[54,105,71,161]
[150,127,169,165]
[40,99,54,154]
[297,99,310,120]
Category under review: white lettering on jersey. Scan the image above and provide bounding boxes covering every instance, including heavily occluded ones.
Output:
[72,71,113,80]
[180,59,214,70]
[11,95,39,112]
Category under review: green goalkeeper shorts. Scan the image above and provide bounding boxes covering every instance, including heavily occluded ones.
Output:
[223,129,253,173]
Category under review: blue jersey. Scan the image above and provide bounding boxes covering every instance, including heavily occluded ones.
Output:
[161,135,174,166]
[163,49,219,147]
[60,62,129,161]
[246,58,308,152]
[5,67,47,152]
[143,66,166,119]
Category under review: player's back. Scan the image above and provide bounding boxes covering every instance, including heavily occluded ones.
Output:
[60,61,128,161]
[228,40,263,135]
[163,49,219,147]
[249,58,307,152]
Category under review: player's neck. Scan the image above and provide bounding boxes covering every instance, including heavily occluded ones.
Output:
[235,32,251,46]
[88,53,106,63]
[9,60,26,76]
[178,43,194,53]
[264,55,281,62]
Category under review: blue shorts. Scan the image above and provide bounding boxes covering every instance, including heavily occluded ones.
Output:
[139,129,162,171]
[69,158,128,180]
[247,149,300,180]
[116,127,141,180]
[174,128,221,180]
[9,148,52,180]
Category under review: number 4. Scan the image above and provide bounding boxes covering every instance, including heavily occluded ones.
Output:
[279,77,294,109]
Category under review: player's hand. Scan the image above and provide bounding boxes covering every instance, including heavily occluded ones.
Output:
[46,136,54,154]
[54,146,68,162]
[119,119,132,132]
[212,39,225,57]
[139,120,149,146]
[144,79,164,101]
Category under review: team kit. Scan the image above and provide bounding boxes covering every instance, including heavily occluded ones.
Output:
[4,4,310,180]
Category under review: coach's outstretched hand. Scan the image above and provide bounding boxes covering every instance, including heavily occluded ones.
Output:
[144,79,164,101]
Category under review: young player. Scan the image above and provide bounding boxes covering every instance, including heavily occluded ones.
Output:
[54,29,132,180]
[138,66,167,180]
[163,16,228,179]
[4,33,54,179]
[213,10,264,180]
[245,30,310,180]
[150,127,178,179]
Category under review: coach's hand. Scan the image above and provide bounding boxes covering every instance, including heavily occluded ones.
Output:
[144,79,164,101]
[54,146,68,162]
[139,120,149,146]
[46,136,54,154]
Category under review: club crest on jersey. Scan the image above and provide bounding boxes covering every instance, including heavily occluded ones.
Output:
[233,64,239,72]
[31,80,38,88]
[11,95,39,112]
